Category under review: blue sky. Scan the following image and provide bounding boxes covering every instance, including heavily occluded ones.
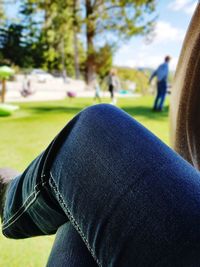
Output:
[114,0,198,70]
[5,0,198,70]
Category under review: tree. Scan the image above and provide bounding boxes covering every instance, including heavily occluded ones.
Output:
[116,66,150,94]
[72,0,81,79]
[1,0,156,85]
[0,24,26,66]
[78,0,156,84]
[94,44,113,80]
[0,2,5,62]
[20,0,78,77]
[0,2,4,21]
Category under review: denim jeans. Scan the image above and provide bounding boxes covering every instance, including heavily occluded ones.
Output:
[2,104,200,267]
[47,222,97,266]
[153,80,167,111]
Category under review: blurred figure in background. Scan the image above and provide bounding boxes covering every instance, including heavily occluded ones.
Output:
[92,73,101,103]
[107,69,120,105]
[149,56,171,111]
[21,74,32,97]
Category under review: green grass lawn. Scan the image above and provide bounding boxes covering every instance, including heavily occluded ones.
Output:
[0,96,170,267]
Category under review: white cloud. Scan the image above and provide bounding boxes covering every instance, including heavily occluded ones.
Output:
[114,43,179,71]
[152,21,185,44]
[114,2,194,70]
[185,2,197,14]
[169,0,192,10]
[114,19,186,70]
[168,0,197,15]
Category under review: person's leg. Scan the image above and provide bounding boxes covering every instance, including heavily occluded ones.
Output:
[2,104,200,266]
[153,83,161,110]
[109,85,114,99]
[158,81,167,111]
[47,222,97,267]
[158,91,166,111]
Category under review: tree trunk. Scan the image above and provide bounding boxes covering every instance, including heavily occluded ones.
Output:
[74,29,80,79]
[85,0,95,86]
[1,79,6,103]
[86,36,95,85]
[73,0,80,80]
[61,38,67,83]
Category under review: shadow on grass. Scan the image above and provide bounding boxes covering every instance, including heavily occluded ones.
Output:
[121,105,169,120]
[27,106,83,115]
[25,103,169,120]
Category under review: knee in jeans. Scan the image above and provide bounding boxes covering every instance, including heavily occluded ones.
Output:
[82,104,117,116]
[79,104,120,125]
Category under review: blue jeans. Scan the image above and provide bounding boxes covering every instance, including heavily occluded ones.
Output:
[2,104,200,266]
[153,80,167,111]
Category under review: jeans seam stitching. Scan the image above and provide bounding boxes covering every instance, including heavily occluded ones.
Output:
[2,182,45,229]
[49,172,101,267]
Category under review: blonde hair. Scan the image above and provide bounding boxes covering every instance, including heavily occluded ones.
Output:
[110,68,117,75]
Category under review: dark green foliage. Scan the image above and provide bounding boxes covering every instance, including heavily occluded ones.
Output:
[0,22,43,68]
[0,24,26,66]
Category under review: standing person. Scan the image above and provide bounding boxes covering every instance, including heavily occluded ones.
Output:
[21,74,32,97]
[107,69,120,105]
[149,56,171,111]
[92,73,101,103]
